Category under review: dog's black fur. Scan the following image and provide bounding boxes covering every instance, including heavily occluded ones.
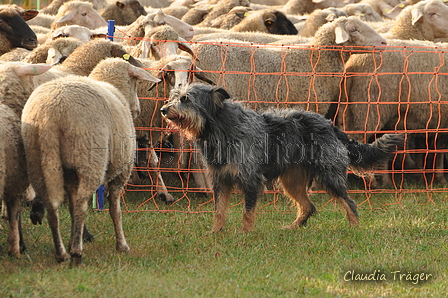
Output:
[161,83,403,232]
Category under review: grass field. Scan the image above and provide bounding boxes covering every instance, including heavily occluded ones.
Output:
[1,190,447,297]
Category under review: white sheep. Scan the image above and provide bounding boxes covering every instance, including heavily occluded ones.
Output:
[40,0,106,15]
[0,105,28,258]
[0,62,54,257]
[341,3,383,22]
[382,0,448,41]
[130,25,195,60]
[50,0,108,30]
[192,16,387,118]
[339,38,448,185]
[134,54,214,197]
[21,57,160,265]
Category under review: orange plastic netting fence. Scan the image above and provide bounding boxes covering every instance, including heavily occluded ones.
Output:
[103,31,448,212]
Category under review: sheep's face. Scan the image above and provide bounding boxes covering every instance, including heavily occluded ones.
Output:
[416,0,448,40]
[55,2,107,29]
[0,6,38,50]
[335,17,387,52]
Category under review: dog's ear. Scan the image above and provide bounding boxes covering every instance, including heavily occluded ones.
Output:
[212,86,231,107]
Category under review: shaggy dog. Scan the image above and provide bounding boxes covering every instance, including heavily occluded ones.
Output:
[161,83,403,232]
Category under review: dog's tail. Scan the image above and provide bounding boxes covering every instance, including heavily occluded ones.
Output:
[333,127,404,173]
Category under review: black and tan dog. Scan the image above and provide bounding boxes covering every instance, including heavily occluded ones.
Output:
[161,83,403,232]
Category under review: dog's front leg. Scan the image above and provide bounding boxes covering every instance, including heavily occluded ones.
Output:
[242,182,263,232]
[211,183,232,233]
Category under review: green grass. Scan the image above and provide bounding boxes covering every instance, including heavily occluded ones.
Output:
[1,191,447,297]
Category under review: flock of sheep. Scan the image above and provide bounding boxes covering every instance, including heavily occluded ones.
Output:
[1,0,447,264]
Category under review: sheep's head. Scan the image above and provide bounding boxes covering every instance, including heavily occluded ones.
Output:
[322,16,387,52]
[0,5,38,50]
[410,0,448,40]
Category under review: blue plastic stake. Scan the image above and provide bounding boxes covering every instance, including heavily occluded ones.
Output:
[107,20,115,41]
[92,19,115,211]
[97,185,105,210]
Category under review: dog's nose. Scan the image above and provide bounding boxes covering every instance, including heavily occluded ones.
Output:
[160,106,168,115]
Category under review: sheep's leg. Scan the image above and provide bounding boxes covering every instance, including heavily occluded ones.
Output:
[5,194,25,257]
[46,203,69,263]
[191,153,212,194]
[66,189,89,266]
[148,147,174,202]
[108,177,130,253]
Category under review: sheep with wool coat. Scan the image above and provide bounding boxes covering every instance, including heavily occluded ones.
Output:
[382,0,448,41]
[193,16,387,118]
[21,58,160,265]
[197,0,250,28]
[133,54,214,198]
[230,9,298,35]
[338,38,448,184]
[50,0,108,30]
[100,0,147,26]
[0,62,54,257]
[40,0,106,15]
[0,105,28,258]
[298,7,347,37]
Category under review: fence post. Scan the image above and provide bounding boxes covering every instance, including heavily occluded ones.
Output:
[92,20,115,211]
[107,20,115,41]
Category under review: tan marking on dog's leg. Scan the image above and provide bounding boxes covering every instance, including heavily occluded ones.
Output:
[211,185,232,233]
[242,208,256,232]
[337,197,359,226]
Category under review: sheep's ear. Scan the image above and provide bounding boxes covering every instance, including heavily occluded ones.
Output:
[335,25,349,44]
[55,10,76,23]
[384,2,407,19]
[14,64,52,77]
[212,86,230,106]
[116,1,126,9]
[128,65,161,83]
[21,10,39,21]
[139,40,152,59]
[411,6,423,25]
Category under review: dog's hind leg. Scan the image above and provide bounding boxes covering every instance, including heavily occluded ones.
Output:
[335,194,359,226]
[324,183,359,226]
[211,183,233,233]
[279,168,316,229]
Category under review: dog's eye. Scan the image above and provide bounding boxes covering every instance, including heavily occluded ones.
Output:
[180,96,189,103]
